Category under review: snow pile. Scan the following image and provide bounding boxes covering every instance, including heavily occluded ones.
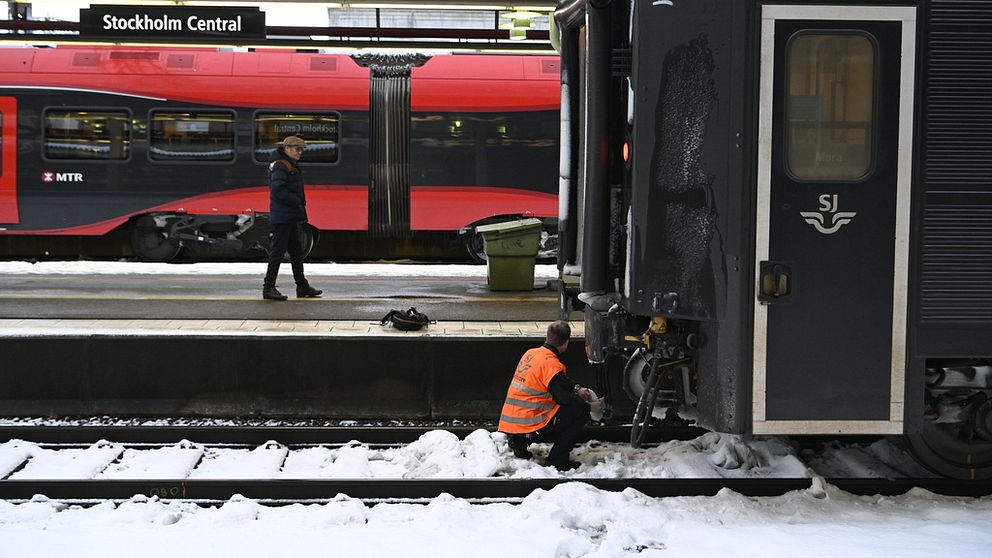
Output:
[1,484,990,557]
[3,430,985,556]
[1,431,926,481]
[1,440,123,480]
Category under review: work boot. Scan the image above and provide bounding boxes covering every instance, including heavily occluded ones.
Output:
[262,286,288,301]
[507,434,533,459]
[296,284,323,298]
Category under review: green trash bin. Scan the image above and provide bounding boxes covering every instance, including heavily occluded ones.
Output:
[475,218,543,291]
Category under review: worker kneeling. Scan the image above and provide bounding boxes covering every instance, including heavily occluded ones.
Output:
[498,320,604,471]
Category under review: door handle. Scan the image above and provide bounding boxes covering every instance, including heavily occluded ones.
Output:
[758,261,792,303]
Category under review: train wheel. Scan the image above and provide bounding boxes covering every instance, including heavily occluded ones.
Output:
[464,231,487,263]
[906,419,992,480]
[623,348,654,402]
[907,363,992,479]
[264,224,317,260]
[626,349,694,447]
[298,224,317,259]
[131,217,180,262]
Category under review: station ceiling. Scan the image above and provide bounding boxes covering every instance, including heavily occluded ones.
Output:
[3,0,562,52]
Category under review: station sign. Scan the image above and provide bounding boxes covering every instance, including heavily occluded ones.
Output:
[79,5,265,41]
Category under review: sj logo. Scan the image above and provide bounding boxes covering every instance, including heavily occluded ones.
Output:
[41,172,55,183]
[800,194,856,235]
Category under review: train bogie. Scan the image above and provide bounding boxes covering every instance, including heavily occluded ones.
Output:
[556,0,992,478]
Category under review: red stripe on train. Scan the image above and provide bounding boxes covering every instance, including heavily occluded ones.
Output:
[4,186,557,235]
[0,97,18,224]
[0,49,560,112]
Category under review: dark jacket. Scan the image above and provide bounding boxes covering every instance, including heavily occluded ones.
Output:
[268,148,307,224]
[541,343,582,406]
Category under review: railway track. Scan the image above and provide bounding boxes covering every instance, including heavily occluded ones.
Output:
[0,424,705,446]
[3,425,991,502]
[1,478,990,503]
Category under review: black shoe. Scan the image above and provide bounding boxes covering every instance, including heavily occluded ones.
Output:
[507,434,533,459]
[546,457,581,471]
[297,284,322,298]
[262,286,288,301]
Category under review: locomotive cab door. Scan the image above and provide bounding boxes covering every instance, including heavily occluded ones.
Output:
[752,6,916,434]
[0,97,17,224]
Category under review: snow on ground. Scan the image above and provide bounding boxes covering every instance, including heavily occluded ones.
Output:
[4,441,123,480]
[0,260,559,278]
[0,432,815,481]
[0,483,989,557]
[0,431,929,481]
[1,430,989,556]
[800,438,936,479]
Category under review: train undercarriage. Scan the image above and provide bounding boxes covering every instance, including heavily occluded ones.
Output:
[574,284,992,480]
[605,326,992,480]
[908,363,992,480]
[129,212,558,263]
[130,212,315,262]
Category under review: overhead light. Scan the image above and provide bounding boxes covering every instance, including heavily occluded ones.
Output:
[499,9,543,39]
[503,10,542,20]
[346,3,508,10]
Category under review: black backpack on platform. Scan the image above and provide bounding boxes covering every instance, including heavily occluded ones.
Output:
[379,307,432,331]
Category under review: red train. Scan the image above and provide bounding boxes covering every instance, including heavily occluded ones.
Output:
[0,46,560,260]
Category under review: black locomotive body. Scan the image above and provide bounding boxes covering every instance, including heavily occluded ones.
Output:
[556,0,992,478]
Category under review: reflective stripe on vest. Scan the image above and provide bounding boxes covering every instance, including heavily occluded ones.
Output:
[503,396,556,411]
[499,412,551,425]
[510,381,551,399]
[497,346,565,434]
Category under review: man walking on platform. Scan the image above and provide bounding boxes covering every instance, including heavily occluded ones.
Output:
[498,320,603,470]
[263,135,322,301]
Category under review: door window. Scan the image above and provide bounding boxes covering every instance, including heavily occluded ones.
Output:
[786,33,875,180]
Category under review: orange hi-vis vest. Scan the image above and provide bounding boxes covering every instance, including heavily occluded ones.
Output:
[498,346,565,434]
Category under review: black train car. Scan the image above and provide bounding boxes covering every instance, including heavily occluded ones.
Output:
[555,0,992,478]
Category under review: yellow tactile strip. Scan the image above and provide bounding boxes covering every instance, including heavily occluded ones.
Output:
[0,319,585,338]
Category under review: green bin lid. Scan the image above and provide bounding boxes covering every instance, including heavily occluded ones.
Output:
[475,218,543,234]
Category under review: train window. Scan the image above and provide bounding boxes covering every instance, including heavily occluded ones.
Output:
[150,111,235,162]
[786,33,875,180]
[255,113,339,164]
[410,112,559,188]
[44,110,131,160]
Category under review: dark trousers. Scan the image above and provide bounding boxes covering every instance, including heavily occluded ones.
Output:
[535,398,590,462]
[263,223,306,288]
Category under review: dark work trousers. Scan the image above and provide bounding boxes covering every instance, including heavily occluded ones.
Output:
[263,223,306,288]
[534,398,591,462]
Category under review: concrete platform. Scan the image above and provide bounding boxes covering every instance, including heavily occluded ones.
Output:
[0,264,619,420]
[0,265,560,321]
[0,321,625,420]
[0,318,579,337]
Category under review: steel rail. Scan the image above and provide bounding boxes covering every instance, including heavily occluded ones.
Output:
[0,478,990,502]
[0,425,707,445]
